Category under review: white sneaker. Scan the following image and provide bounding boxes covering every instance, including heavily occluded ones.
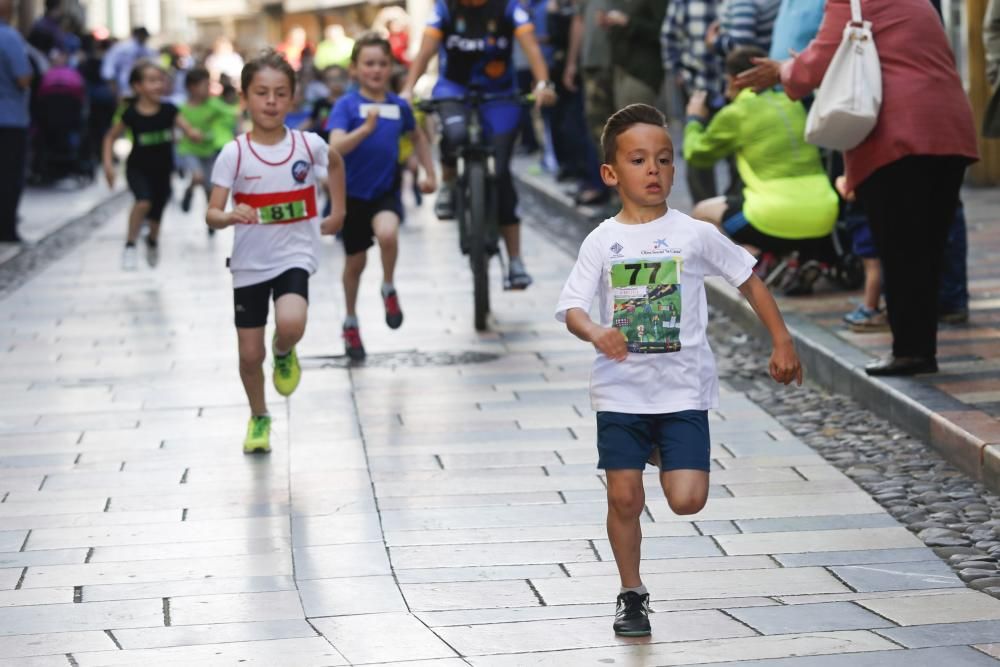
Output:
[122,245,138,271]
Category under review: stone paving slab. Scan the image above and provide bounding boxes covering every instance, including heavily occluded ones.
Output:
[0,194,999,664]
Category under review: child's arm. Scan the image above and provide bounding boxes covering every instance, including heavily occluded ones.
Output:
[101,119,127,188]
[411,125,437,194]
[175,114,204,144]
[206,185,257,229]
[738,274,803,385]
[327,109,378,157]
[565,308,628,362]
[321,146,346,235]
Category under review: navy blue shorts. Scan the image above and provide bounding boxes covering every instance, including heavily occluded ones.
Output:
[596,410,711,472]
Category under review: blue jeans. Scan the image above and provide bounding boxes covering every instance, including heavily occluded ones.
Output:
[939,203,968,314]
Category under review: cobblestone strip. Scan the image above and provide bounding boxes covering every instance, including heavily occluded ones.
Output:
[711,310,1000,597]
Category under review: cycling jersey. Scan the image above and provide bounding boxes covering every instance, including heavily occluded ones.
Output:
[425,0,534,93]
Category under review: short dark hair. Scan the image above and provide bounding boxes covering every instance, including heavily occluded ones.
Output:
[241,49,297,95]
[601,104,668,164]
[350,32,392,64]
[185,66,210,89]
[128,59,162,88]
[725,46,768,77]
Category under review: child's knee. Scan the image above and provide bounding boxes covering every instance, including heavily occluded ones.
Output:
[239,342,266,368]
[375,228,397,248]
[275,314,306,342]
[667,493,708,516]
[607,485,645,518]
[134,200,152,214]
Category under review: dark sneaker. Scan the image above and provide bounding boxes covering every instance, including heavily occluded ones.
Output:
[434,183,455,220]
[180,187,193,213]
[613,592,651,637]
[343,324,366,361]
[507,259,533,290]
[939,309,969,325]
[383,289,403,329]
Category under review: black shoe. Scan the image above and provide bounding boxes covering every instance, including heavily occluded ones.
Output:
[865,355,938,377]
[383,289,403,330]
[434,183,455,220]
[939,309,969,325]
[613,592,651,637]
[180,187,193,213]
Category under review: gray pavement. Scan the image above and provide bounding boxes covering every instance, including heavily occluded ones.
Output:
[1,192,1000,664]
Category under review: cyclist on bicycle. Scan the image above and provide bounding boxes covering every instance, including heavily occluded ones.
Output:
[402,0,556,289]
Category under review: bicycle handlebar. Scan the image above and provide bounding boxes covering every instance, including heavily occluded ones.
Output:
[416,91,535,113]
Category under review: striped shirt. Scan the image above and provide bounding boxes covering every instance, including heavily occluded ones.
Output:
[662,0,724,95]
[714,0,781,55]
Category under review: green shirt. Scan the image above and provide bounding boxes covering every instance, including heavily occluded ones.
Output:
[683,88,838,240]
[178,97,230,157]
[210,99,241,151]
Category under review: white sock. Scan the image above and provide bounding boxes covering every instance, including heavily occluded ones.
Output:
[620,585,648,596]
[509,256,525,271]
[343,315,359,328]
[381,283,394,297]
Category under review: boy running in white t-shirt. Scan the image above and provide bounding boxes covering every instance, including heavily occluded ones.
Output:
[555,104,803,637]
[207,50,346,454]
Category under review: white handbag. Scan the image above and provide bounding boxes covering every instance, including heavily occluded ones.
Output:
[804,0,882,150]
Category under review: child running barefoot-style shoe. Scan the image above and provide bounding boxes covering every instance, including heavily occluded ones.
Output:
[382,286,404,329]
[272,337,302,397]
[243,414,272,453]
[343,322,366,361]
[613,591,651,636]
[845,305,889,332]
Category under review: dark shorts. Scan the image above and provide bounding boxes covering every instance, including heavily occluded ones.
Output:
[126,165,171,222]
[596,410,711,472]
[342,190,403,256]
[233,268,309,329]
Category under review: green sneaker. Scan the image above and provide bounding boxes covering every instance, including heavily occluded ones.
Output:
[243,415,271,454]
[272,337,301,397]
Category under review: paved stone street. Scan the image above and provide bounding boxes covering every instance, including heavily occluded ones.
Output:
[2,192,1000,665]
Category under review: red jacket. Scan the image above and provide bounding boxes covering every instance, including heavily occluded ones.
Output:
[780,0,978,191]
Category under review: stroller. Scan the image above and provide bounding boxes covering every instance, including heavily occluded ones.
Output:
[29,64,93,185]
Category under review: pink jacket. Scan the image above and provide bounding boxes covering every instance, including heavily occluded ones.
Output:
[780,0,978,192]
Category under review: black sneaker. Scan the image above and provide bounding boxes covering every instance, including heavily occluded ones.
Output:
[181,187,193,213]
[613,592,651,637]
[383,289,403,329]
[343,324,366,361]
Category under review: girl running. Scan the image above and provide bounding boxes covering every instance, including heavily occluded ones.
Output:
[207,50,346,454]
[102,60,203,270]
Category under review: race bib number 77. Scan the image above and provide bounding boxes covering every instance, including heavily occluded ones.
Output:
[610,258,683,354]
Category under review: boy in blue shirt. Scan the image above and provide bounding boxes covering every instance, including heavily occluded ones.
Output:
[327,34,436,361]
[556,104,802,637]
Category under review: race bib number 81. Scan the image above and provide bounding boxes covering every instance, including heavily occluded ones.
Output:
[258,200,308,224]
[610,258,683,354]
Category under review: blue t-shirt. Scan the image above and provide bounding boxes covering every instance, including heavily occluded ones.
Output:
[327,91,415,200]
[0,20,31,129]
[426,0,534,93]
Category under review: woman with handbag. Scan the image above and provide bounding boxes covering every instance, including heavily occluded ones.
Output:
[736,0,978,377]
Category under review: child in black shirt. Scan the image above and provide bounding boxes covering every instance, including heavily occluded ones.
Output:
[102,60,203,270]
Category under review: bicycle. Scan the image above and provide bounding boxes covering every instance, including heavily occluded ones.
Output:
[418,90,533,331]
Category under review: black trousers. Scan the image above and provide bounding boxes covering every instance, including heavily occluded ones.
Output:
[856,154,968,359]
[0,127,27,242]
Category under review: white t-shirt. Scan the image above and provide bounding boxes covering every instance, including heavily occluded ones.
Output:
[211,129,329,289]
[555,210,757,414]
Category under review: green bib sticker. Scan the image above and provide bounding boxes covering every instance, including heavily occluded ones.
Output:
[611,258,682,354]
[137,129,173,146]
[258,200,308,224]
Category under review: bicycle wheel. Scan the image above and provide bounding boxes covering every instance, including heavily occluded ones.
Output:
[466,160,490,331]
